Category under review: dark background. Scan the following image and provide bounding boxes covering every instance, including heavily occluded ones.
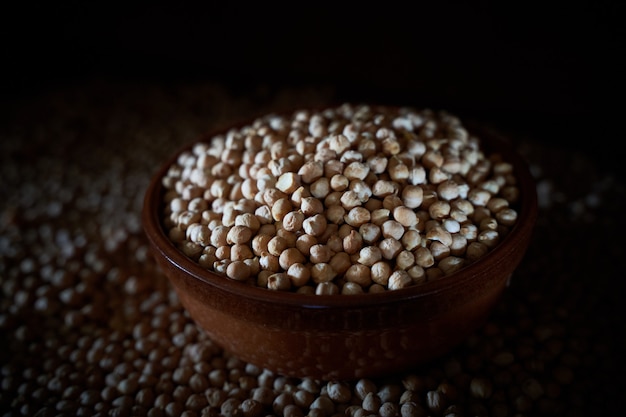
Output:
[2,1,623,159]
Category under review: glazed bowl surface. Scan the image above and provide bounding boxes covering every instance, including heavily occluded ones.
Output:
[142,107,538,380]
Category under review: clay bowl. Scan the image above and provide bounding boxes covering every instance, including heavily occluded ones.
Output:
[142,109,538,381]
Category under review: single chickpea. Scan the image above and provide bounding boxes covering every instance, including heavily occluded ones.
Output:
[296,234,318,257]
[370,261,392,286]
[381,220,404,241]
[343,230,363,255]
[226,261,251,281]
[345,264,372,287]
[401,185,423,209]
[268,236,289,257]
[325,205,346,225]
[235,212,261,232]
[279,248,306,271]
[393,206,418,228]
[401,229,421,251]
[282,210,305,232]
[414,246,435,268]
[357,246,382,267]
[341,282,365,295]
[315,281,339,295]
[303,214,327,237]
[329,252,352,275]
[438,256,465,275]
[396,250,415,270]
[379,238,403,260]
[311,263,337,284]
[309,244,333,264]
[344,207,371,227]
[429,241,451,261]
[407,265,426,284]
[330,174,349,191]
[276,172,301,194]
[301,197,324,216]
[267,273,291,291]
[388,270,412,290]
[259,252,280,272]
[287,263,311,287]
[226,225,253,245]
[310,177,331,199]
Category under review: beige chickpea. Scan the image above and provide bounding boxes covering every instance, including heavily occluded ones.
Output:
[343,161,370,181]
[310,177,331,199]
[282,210,305,232]
[407,265,426,284]
[279,248,306,271]
[396,250,415,270]
[438,256,465,275]
[315,281,339,295]
[326,234,343,254]
[379,238,403,260]
[259,252,280,272]
[311,263,337,284]
[496,208,518,226]
[381,220,404,241]
[370,208,390,226]
[267,273,292,291]
[401,185,423,209]
[287,263,311,287]
[309,244,333,264]
[401,228,421,251]
[393,206,418,228]
[429,241,451,261]
[341,282,365,295]
[357,246,382,266]
[414,246,435,268]
[370,261,392,286]
[301,197,324,216]
[251,234,272,256]
[267,236,289,257]
[343,230,363,254]
[388,270,412,290]
[215,245,231,261]
[372,180,399,198]
[428,200,451,220]
[340,190,362,210]
[226,225,253,245]
[276,172,301,194]
[330,174,350,191]
[226,260,251,281]
[292,232,314,253]
[345,264,372,288]
[325,205,346,225]
[291,186,311,207]
[382,194,403,211]
[349,180,373,202]
[325,159,345,177]
[466,241,489,261]
[344,207,371,227]
[303,214,327,236]
[358,223,381,245]
[234,212,261,232]
[329,251,352,275]
[426,226,453,247]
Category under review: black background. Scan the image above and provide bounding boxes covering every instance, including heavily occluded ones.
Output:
[2,1,623,159]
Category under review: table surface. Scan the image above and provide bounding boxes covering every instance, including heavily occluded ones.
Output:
[1,80,624,417]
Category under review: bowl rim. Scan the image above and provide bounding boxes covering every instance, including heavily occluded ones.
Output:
[142,106,538,310]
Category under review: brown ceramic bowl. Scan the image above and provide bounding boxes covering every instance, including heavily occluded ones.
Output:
[142,108,538,381]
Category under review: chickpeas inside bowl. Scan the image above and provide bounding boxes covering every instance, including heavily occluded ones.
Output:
[143,103,537,380]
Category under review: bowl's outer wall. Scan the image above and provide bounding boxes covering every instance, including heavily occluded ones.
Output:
[143,117,538,380]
